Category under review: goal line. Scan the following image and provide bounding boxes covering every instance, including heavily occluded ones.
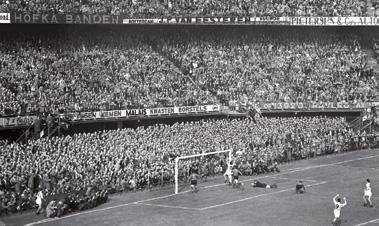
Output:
[174,149,232,194]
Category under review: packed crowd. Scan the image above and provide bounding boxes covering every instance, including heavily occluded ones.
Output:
[0,28,216,116]
[0,0,368,17]
[0,116,367,216]
[161,28,376,107]
[0,27,376,117]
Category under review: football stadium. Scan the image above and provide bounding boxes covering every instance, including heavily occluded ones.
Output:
[0,1,379,226]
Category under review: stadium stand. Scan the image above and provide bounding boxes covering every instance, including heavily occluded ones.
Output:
[0,116,365,216]
[0,22,377,221]
[0,27,376,116]
[0,0,369,17]
[160,28,376,107]
[0,28,216,116]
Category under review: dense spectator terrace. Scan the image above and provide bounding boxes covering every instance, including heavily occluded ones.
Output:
[0,27,376,116]
[0,27,217,116]
[0,116,364,215]
[0,27,376,117]
[0,0,369,17]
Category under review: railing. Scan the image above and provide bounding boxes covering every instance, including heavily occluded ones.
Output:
[15,123,34,143]
[349,114,363,131]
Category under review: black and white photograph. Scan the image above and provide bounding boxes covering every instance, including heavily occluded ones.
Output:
[0,1,378,225]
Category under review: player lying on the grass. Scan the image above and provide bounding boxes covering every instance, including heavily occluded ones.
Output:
[295,181,306,194]
[332,194,347,226]
[363,178,373,207]
[189,172,199,193]
[251,180,278,188]
[232,167,244,190]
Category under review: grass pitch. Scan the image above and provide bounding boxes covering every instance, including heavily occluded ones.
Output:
[3,149,379,226]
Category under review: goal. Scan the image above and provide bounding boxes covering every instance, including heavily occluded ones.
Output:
[174,149,232,194]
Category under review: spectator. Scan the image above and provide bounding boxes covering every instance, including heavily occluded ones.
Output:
[45,200,57,218]
[0,116,365,218]
[0,0,368,17]
[0,27,375,117]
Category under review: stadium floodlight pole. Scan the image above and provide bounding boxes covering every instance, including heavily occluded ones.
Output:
[174,149,232,194]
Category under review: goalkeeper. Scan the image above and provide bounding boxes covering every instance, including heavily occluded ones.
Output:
[189,172,199,193]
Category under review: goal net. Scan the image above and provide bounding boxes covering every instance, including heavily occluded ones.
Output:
[174,149,232,194]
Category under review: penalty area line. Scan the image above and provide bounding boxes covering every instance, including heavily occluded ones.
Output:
[199,181,327,211]
[270,176,319,183]
[133,202,200,211]
[24,153,379,225]
[354,219,379,226]
[200,154,379,191]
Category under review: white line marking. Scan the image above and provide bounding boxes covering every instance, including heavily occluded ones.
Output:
[24,203,135,226]
[198,154,379,191]
[270,176,319,182]
[280,154,379,174]
[24,193,178,226]
[354,218,379,226]
[133,202,199,210]
[25,154,379,225]
[199,181,327,211]
[131,193,178,203]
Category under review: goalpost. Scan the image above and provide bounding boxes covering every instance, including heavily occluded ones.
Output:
[174,149,232,194]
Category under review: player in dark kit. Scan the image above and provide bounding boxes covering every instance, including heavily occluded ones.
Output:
[232,168,244,190]
[295,181,306,194]
[251,180,278,188]
[189,173,199,193]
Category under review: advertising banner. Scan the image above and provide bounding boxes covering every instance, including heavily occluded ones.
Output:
[124,16,379,26]
[123,17,291,25]
[0,13,10,23]
[62,105,220,121]
[289,17,379,26]
[0,116,37,127]
[12,13,121,24]
[146,105,220,116]
[250,102,377,110]
[9,14,379,26]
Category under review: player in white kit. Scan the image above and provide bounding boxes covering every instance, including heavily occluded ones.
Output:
[363,179,373,207]
[332,194,347,226]
[224,160,234,185]
[35,189,44,214]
